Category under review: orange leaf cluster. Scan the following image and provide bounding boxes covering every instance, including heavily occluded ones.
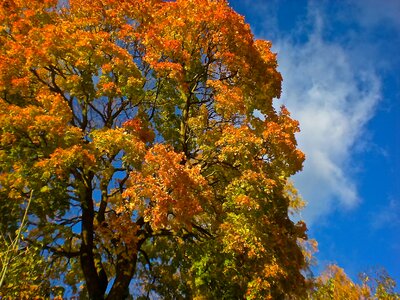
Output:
[123,144,210,231]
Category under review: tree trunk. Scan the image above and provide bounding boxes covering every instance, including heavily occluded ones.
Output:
[79,172,108,299]
[106,252,138,299]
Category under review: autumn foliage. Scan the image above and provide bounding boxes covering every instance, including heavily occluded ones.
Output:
[309,265,400,300]
[0,0,311,298]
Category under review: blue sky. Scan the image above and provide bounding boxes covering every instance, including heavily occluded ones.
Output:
[229,0,400,284]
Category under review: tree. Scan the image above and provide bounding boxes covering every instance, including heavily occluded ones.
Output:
[309,264,400,300]
[0,0,309,298]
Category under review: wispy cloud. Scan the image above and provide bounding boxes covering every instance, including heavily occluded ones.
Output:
[371,198,400,229]
[231,0,400,225]
[350,0,400,29]
[272,6,382,224]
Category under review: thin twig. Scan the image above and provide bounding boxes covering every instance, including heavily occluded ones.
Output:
[0,190,33,288]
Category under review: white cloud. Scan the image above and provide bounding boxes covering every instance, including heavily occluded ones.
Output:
[232,0,398,225]
[273,9,381,225]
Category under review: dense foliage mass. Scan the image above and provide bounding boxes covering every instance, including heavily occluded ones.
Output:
[2,0,394,299]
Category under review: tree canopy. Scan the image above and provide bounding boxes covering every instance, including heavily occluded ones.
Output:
[0,0,318,298]
[309,265,400,300]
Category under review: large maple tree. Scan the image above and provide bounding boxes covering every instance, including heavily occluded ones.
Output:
[0,0,310,298]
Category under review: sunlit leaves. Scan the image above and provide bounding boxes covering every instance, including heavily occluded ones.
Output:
[0,0,310,298]
[123,144,210,231]
[309,265,400,300]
